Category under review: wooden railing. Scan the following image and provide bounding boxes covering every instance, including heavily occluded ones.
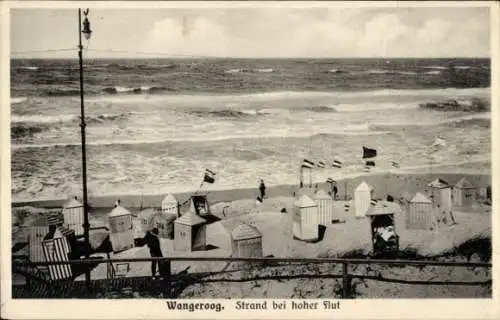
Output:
[12,257,492,299]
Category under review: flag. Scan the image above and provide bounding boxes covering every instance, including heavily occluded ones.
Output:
[326,178,335,184]
[392,161,400,168]
[203,169,216,184]
[365,160,376,167]
[364,166,371,172]
[302,159,315,169]
[370,199,378,206]
[332,159,342,168]
[362,146,377,159]
[317,160,326,168]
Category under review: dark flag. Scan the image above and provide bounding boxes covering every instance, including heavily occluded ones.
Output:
[370,199,378,206]
[365,160,376,167]
[326,178,335,184]
[362,146,377,159]
[203,169,216,184]
[317,160,326,168]
[392,161,400,168]
[302,159,315,169]
[332,159,342,168]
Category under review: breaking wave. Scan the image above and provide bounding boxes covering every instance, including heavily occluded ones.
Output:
[187,109,268,119]
[11,97,28,104]
[225,68,244,74]
[12,128,388,150]
[327,69,348,74]
[11,112,136,125]
[292,105,338,113]
[11,114,76,124]
[254,68,274,73]
[423,66,448,70]
[16,66,39,71]
[369,114,490,131]
[102,86,174,94]
[11,123,49,139]
[365,69,395,75]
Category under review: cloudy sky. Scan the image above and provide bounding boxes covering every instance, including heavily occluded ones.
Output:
[10,6,491,58]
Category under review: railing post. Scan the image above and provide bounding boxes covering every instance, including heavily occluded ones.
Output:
[342,262,352,299]
[163,259,172,298]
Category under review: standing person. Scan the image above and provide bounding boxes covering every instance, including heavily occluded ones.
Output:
[259,179,266,201]
[332,182,338,200]
[144,227,163,279]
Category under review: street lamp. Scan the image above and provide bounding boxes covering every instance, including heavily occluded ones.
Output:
[78,8,91,288]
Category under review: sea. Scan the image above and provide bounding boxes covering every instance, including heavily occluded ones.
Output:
[10,58,491,203]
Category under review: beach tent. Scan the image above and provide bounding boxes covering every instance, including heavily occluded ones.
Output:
[313,189,334,226]
[427,178,452,211]
[292,195,319,242]
[187,194,211,217]
[407,192,434,230]
[231,222,263,259]
[366,202,399,255]
[29,215,50,263]
[355,181,375,218]
[108,201,134,253]
[62,196,84,237]
[453,178,476,207]
[161,194,179,216]
[151,211,177,239]
[174,210,207,252]
[136,208,156,234]
[42,227,72,281]
[47,211,64,227]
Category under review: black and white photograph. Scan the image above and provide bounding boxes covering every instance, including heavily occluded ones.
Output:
[1,0,498,318]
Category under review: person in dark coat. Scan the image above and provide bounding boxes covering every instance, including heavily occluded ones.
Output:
[144,228,163,278]
[259,179,266,200]
[332,183,338,200]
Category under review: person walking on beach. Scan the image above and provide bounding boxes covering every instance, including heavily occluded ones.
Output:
[144,227,163,279]
[259,179,266,201]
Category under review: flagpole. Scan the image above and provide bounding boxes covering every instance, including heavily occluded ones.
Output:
[309,168,312,188]
[299,164,303,188]
[429,156,434,201]
[344,179,347,201]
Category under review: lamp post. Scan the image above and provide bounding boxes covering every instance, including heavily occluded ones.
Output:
[78,8,92,288]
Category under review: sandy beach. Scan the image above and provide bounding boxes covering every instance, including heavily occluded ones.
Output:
[11,171,491,210]
[11,168,492,298]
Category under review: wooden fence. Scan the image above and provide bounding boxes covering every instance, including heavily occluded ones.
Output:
[12,257,492,299]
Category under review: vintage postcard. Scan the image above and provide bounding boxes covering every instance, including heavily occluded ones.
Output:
[1,1,499,319]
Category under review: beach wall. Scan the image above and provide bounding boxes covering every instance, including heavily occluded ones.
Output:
[11,172,491,210]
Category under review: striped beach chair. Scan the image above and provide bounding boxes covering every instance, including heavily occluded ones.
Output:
[42,212,73,281]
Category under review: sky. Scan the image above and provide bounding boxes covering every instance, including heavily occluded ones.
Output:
[10,6,491,59]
